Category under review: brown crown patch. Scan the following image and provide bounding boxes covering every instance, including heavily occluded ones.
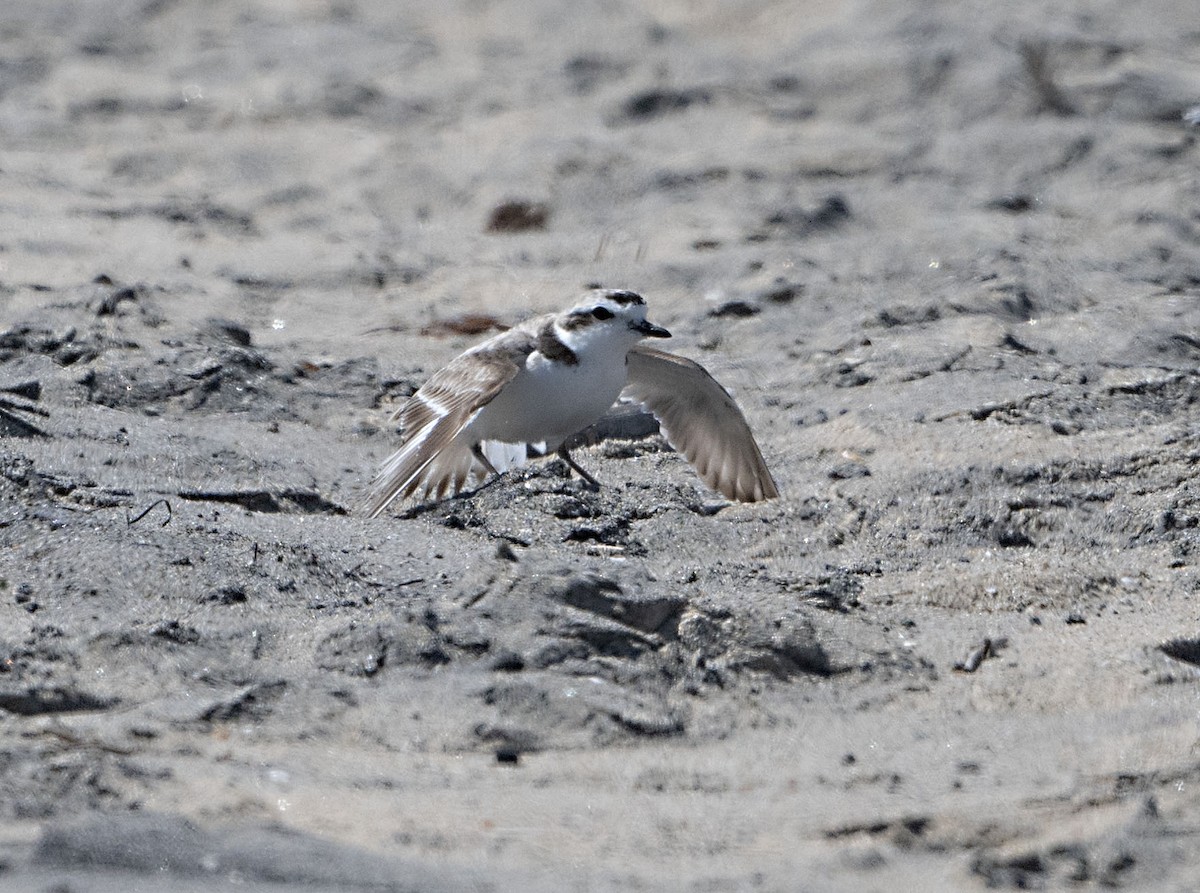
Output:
[602,289,644,306]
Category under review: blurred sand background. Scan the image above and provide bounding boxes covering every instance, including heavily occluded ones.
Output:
[3,0,1200,889]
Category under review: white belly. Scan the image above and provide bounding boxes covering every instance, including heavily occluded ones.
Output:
[467,351,626,447]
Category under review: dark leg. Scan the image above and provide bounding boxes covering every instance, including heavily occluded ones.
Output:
[471,443,501,477]
[556,445,600,489]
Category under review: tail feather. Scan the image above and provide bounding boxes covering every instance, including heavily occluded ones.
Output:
[362,425,465,517]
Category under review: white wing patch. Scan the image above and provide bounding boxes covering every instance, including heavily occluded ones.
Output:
[479,440,528,474]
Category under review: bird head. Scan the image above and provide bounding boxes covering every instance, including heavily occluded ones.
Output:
[556,289,671,353]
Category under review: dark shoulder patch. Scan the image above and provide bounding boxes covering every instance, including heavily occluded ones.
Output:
[537,321,579,365]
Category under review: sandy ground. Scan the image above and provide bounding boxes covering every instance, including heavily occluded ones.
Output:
[3,0,1200,889]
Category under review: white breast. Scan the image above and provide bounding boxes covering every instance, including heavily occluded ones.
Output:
[467,340,629,448]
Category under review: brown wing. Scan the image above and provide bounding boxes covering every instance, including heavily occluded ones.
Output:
[623,346,779,502]
[361,332,534,517]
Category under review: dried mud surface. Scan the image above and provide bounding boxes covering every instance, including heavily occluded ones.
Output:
[3,0,1200,890]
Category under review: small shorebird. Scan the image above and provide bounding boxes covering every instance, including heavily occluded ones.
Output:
[362,289,778,516]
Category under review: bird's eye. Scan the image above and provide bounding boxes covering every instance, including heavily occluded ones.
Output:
[591,306,614,320]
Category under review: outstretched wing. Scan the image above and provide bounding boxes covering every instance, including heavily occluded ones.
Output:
[362,335,531,517]
[623,345,779,502]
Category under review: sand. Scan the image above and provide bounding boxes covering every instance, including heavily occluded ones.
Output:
[3,0,1200,889]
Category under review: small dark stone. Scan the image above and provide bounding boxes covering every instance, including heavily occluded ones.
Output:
[828,461,870,480]
[495,747,521,765]
[708,300,760,319]
[986,194,1035,213]
[995,527,1033,548]
[209,586,248,605]
[761,283,801,304]
[621,88,711,121]
[489,651,526,672]
[487,200,549,233]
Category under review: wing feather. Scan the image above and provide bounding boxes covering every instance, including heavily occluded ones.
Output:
[622,346,779,502]
[362,337,529,517]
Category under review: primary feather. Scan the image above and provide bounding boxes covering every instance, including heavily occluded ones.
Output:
[623,346,779,503]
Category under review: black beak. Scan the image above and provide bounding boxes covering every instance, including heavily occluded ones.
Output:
[631,318,671,339]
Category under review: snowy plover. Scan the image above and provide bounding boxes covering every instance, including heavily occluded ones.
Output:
[362,289,778,516]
